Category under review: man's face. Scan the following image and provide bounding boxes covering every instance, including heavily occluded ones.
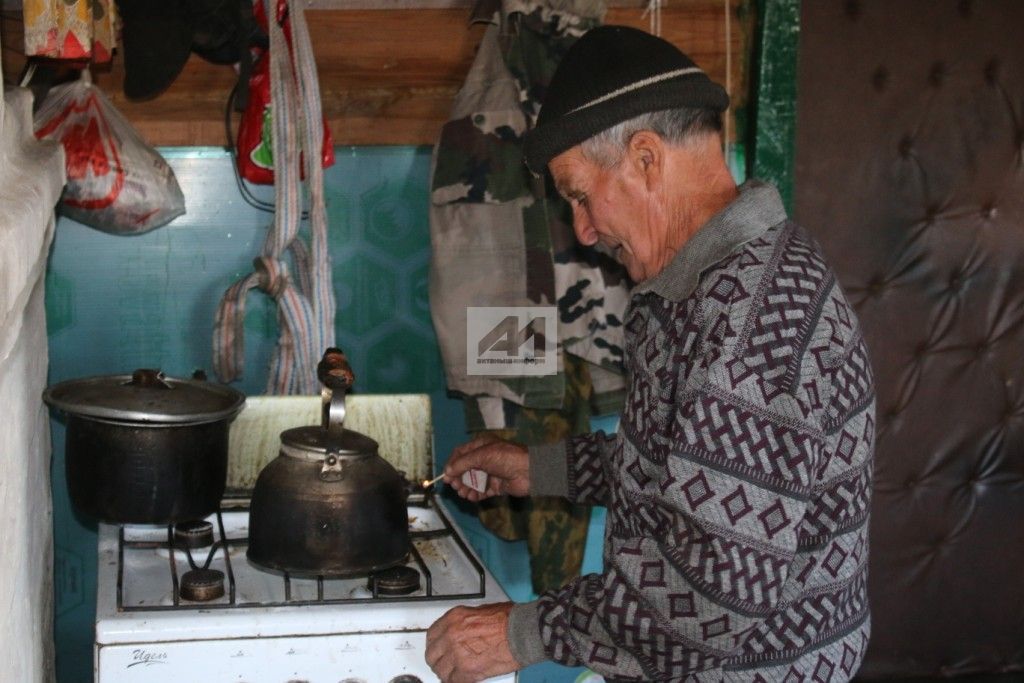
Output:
[548,145,664,282]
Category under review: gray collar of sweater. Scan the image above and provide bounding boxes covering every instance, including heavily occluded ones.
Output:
[632,179,788,302]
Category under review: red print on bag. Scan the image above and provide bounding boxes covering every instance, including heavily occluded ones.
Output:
[35,91,124,209]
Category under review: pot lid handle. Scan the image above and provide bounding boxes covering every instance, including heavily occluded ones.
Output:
[318,347,354,443]
[129,369,173,390]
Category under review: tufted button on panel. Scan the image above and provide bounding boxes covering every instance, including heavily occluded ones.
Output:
[924,203,939,221]
[928,61,946,88]
[985,58,1000,84]
[981,203,998,220]
[872,66,889,91]
[898,135,914,158]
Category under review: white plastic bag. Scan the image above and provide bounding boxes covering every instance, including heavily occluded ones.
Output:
[33,70,185,235]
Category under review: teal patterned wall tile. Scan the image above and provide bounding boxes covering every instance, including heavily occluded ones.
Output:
[332,250,401,336]
[44,270,74,335]
[752,0,800,211]
[363,181,428,259]
[365,326,445,393]
[54,545,85,616]
[325,187,356,246]
[50,422,98,683]
[243,293,280,341]
[407,258,433,336]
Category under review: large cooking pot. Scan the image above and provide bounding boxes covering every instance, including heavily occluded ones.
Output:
[43,369,245,524]
[247,348,410,576]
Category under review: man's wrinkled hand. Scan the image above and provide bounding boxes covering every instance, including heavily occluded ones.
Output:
[425,602,519,683]
[443,437,530,502]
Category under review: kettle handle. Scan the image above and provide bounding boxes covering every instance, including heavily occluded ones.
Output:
[317,348,354,390]
[318,348,353,441]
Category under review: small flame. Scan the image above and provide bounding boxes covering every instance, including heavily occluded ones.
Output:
[422,473,445,488]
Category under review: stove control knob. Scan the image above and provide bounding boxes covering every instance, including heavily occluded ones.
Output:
[388,677,423,683]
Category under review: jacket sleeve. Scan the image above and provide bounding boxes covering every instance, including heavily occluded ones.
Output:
[521,350,821,679]
[528,431,617,506]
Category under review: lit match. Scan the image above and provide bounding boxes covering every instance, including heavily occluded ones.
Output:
[422,469,488,492]
[422,473,445,488]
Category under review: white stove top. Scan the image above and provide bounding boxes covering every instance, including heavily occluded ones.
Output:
[95,495,516,682]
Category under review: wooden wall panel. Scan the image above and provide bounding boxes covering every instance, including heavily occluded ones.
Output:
[1,1,750,146]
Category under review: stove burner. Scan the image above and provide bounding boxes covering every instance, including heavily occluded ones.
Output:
[179,568,225,602]
[174,520,214,549]
[111,499,489,613]
[368,565,421,596]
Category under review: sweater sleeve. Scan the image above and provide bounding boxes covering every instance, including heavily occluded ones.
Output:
[530,352,819,679]
[528,431,617,505]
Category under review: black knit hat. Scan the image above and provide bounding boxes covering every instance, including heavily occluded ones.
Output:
[523,25,729,173]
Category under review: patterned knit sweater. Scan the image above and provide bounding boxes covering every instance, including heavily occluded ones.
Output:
[507,181,876,682]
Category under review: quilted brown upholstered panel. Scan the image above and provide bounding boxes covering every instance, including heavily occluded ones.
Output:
[794,0,1024,678]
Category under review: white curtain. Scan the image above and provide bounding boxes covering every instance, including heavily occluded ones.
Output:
[0,53,66,681]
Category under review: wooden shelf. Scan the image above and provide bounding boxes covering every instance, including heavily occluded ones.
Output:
[1,1,750,146]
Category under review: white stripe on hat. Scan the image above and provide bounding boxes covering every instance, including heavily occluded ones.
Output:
[566,66,705,115]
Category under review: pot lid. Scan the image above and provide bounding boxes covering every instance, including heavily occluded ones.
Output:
[42,369,246,424]
[279,425,378,461]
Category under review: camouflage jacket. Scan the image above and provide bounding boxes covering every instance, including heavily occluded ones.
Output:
[428,0,629,424]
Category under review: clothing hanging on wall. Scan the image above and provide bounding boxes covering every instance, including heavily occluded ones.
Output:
[428,0,627,592]
[473,354,596,592]
[430,0,628,426]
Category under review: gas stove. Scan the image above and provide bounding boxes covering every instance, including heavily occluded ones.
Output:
[94,493,517,682]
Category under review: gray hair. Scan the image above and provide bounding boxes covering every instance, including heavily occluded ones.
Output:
[580,107,723,167]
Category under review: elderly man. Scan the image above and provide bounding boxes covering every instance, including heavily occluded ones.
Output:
[426,25,875,683]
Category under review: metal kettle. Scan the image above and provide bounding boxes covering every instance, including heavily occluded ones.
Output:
[247,348,411,576]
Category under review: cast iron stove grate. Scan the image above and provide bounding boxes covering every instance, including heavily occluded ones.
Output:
[115,494,486,612]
